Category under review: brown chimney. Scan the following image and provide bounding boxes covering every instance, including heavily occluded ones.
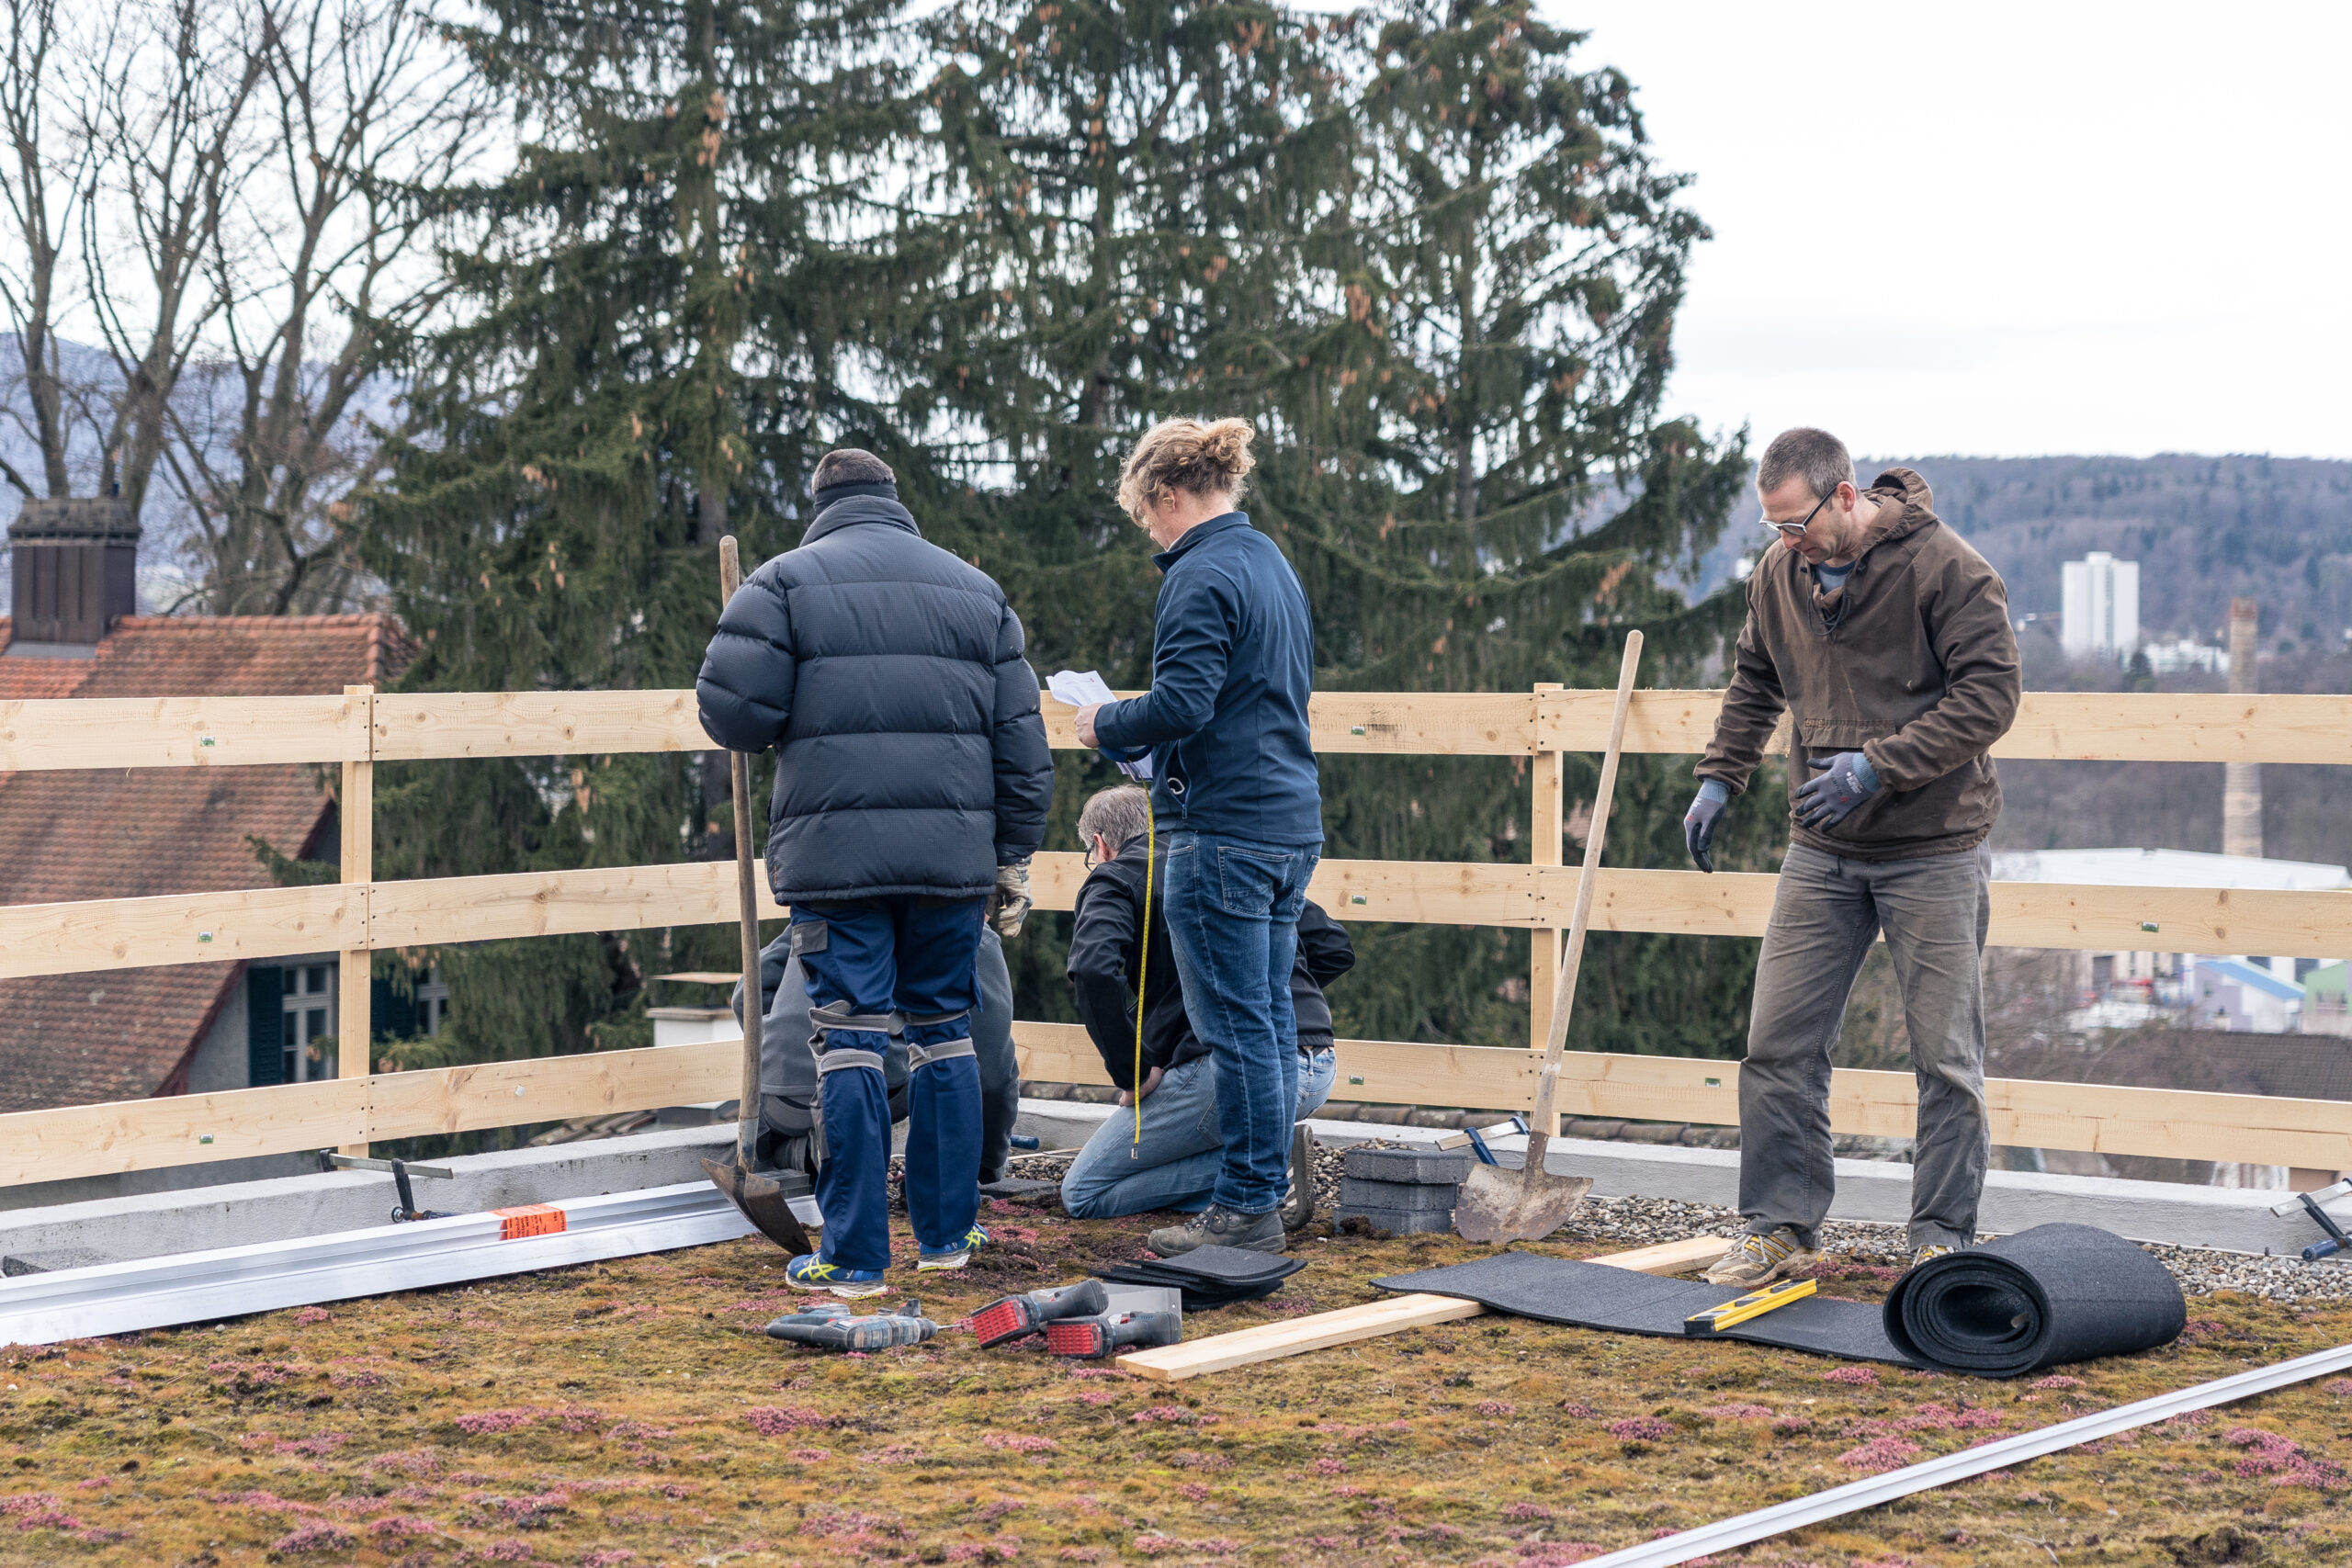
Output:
[6,498,139,649]
[2222,597,2261,859]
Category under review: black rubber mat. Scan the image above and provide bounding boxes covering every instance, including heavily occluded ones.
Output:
[1374,1224,2186,1377]
[1883,1223,2186,1377]
[1092,1245,1307,1311]
[1371,1249,1919,1367]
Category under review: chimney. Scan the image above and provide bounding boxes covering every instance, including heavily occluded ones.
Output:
[2222,596,2261,859]
[6,497,140,651]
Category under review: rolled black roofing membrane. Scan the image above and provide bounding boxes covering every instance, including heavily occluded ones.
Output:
[1372,1224,2185,1377]
[1883,1223,2187,1377]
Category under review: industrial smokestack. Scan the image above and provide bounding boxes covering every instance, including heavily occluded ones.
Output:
[2223,597,2261,859]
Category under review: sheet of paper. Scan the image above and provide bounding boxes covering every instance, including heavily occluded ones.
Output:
[1046,668,1118,707]
[1046,669,1153,781]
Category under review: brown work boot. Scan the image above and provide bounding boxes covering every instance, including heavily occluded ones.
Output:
[1703,1226,1816,1289]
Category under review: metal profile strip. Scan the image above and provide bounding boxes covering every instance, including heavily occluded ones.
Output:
[1575,1338,2352,1568]
[0,1181,752,1346]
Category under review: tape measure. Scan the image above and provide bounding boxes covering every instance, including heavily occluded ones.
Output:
[1683,1276,1815,1337]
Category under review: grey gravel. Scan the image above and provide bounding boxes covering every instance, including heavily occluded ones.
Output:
[1554,1190,2352,1303]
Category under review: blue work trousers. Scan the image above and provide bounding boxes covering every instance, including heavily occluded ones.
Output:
[1159,830,1320,1213]
[791,895,987,1271]
[1062,1047,1338,1218]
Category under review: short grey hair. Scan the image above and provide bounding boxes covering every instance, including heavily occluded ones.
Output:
[811,448,896,492]
[1077,784,1151,852]
[1757,427,1856,502]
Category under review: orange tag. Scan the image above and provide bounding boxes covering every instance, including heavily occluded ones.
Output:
[492,1204,567,1239]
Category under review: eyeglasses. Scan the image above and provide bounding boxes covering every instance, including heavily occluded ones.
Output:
[1760,491,1835,540]
[1083,842,1101,869]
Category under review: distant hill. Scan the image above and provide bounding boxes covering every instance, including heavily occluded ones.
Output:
[1690,454,2352,654]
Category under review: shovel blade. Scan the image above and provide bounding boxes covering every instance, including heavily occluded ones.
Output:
[1453,1161,1594,1245]
[701,1155,815,1257]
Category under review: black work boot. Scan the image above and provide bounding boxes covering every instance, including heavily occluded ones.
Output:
[1148,1204,1287,1257]
[1279,1124,1317,1234]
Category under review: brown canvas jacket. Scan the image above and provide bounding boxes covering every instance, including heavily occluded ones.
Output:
[1698,468,2021,861]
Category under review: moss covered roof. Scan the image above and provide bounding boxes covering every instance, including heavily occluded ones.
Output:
[2,1207,2347,1566]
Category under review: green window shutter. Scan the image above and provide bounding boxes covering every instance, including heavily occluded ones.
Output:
[246,966,286,1087]
[370,976,418,1043]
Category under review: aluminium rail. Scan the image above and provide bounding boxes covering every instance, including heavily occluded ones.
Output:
[1579,1338,2352,1567]
[0,1181,754,1346]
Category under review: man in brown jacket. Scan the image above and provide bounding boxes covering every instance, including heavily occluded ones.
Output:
[1685,427,2020,1289]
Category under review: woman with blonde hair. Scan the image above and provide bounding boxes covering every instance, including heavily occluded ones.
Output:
[1074,417,1322,1255]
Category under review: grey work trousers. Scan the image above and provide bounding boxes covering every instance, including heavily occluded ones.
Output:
[1738,841,1992,1251]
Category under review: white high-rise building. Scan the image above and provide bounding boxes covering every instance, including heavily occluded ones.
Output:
[2061,552,2140,658]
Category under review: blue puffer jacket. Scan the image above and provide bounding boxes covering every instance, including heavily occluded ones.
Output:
[1093,512,1321,845]
[695,484,1054,901]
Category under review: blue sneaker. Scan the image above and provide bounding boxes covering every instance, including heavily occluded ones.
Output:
[917,1223,989,1272]
[786,1253,888,1298]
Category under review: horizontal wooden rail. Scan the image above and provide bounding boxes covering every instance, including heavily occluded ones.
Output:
[369,690,707,761]
[7,688,2352,770]
[1012,1022,2352,1171]
[0,693,367,771]
[8,1021,2342,1187]
[0,1041,741,1187]
[7,853,2349,979]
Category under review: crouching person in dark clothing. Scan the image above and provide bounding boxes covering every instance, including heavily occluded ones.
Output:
[696,449,1053,1296]
[1059,784,1351,1223]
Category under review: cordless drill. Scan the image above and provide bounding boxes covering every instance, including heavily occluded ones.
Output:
[764,1298,938,1352]
[970,1280,1110,1348]
[1044,1308,1183,1360]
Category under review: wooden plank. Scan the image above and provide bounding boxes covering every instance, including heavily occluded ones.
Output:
[368,862,786,947]
[338,685,375,1158]
[1013,1023,2352,1168]
[364,1040,740,1141]
[1531,683,1565,1062]
[0,884,362,979]
[370,690,707,761]
[1311,858,1544,928]
[0,1077,374,1186]
[1540,689,2352,765]
[1558,866,2352,957]
[0,693,366,771]
[1115,1233,1735,1382]
[1043,690,1535,755]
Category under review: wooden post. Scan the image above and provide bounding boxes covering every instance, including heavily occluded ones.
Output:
[338,683,374,1157]
[1530,683,1564,1131]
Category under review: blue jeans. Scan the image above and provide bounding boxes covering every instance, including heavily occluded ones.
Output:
[1062,1048,1338,1218]
[790,896,987,1271]
[1159,830,1321,1213]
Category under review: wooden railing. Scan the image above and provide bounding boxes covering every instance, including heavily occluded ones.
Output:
[2,684,2349,1187]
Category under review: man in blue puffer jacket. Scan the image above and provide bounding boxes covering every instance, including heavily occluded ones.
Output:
[696,448,1052,1296]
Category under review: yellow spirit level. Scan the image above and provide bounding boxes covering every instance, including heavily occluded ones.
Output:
[1683,1276,1815,1336]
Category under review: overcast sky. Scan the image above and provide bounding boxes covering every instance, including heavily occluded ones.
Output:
[1548,3,2352,461]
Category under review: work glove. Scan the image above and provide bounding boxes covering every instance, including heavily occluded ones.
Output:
[990,857,1034,938]
[1792,750,1880,830]
[1683,781,1729,874]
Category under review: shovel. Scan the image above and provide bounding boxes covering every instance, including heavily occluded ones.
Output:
[1455,630,1644,1245]
[699,535,815,1258]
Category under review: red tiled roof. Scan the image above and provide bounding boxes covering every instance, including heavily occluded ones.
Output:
[0,612,407,1111]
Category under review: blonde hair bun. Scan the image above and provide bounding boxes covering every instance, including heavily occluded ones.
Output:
[1116,417,1257,522]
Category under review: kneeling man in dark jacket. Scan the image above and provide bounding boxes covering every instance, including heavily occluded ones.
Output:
[1060,784,1351,1221]
[696,449,1053,1296]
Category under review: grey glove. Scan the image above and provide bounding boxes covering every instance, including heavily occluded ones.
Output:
[1683,781,1729,874]
[1792,751,1880,829]
[991,858,1034,938]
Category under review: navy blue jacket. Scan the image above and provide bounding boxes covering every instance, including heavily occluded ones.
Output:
[1093,512,1321,844]
[695,487,1054,901]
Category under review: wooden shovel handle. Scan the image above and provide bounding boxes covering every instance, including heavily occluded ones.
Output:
[720,538,764,1171]
[1526,631,1644,1135]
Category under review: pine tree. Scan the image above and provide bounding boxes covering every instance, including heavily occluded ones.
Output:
[354,0,928,1074]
